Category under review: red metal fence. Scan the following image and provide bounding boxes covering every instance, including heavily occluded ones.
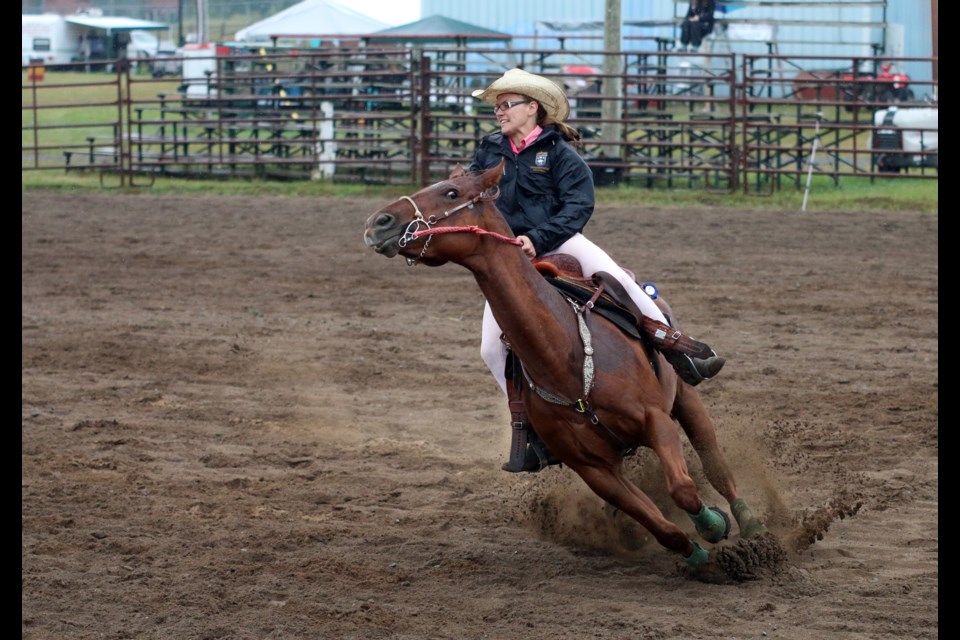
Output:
[22,47,937,191]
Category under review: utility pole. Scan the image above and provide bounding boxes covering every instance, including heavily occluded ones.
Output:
[601,0,623,162]
[177,0,185,46]
[931,0,938,88]
[196,0,208,43]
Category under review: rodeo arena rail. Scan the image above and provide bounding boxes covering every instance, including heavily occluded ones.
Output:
[22,42,937,193]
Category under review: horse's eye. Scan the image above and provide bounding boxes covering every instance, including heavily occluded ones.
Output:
[445,189,459,200]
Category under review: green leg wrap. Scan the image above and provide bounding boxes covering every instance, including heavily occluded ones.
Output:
[730,498,769,539]
[684,541,709,567]
[689,504,729,543]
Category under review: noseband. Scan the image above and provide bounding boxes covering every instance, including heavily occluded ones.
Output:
[396,186,519,266]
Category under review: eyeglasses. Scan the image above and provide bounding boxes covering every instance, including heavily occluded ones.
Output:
[492,99,532,113]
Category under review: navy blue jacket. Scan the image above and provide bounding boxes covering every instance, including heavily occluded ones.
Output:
[685,0,716,31]
[467,126,595,255]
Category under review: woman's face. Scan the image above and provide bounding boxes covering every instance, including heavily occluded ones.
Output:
[493,92,538,138]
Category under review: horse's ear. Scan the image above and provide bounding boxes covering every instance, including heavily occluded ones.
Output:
[480,158,506,190]
[448,163,467,179]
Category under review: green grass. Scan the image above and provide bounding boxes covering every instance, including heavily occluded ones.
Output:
[21,169,938,214]
[22,71,182,151]
[599,175,938,212]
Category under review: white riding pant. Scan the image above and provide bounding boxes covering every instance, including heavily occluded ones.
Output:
[480,232,669,395]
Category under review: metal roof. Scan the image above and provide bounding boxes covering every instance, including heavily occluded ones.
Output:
[64,16,169,34]
[368,15,513,43]
[235,0,389,41]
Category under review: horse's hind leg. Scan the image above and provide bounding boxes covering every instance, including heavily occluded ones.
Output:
[642,409,730,544]
[672,384,768,538]
[672,384,737,500]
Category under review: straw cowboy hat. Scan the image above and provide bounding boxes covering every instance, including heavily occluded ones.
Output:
[472,68,571,123]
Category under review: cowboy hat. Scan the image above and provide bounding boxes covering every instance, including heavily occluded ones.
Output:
[472,68,571,123]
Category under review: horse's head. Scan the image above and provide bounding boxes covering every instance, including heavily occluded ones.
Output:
[363,159,508,266]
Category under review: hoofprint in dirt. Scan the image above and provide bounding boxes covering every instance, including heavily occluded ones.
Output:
[22,191,937,639]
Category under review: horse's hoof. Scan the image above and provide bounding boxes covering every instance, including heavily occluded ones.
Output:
[730,498,769,539]
[691,505,730,543]
[740,520,769,539]
[684,541,709,567]
[708,506,731,542]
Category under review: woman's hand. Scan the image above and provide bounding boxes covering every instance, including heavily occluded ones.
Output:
[517,235,537,258]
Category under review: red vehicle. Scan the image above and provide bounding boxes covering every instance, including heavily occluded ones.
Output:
[843,62,914,104]
[877,63,914,101]
[794,61,914,107]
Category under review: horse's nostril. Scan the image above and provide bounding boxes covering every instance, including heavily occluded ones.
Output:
[376,213,394,228]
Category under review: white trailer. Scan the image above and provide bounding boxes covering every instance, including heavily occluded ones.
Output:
[22,10,170,68]
[22,14,79,66]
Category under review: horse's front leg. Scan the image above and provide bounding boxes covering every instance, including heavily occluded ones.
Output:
[569,462,707,565]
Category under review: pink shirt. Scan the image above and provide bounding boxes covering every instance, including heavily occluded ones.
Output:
[510,125,543,154]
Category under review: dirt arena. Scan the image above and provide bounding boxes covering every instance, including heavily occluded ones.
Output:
[22,190,938,639]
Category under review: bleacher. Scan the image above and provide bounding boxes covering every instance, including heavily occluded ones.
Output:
[671,0,889,58]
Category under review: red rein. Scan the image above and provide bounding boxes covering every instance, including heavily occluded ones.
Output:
[412,225,522,246]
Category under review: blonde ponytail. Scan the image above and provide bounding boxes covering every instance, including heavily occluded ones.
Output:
[551,120,582,144]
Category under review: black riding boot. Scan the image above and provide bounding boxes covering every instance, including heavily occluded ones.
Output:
[589,273,725,387]
[662,349,726,386]
[501,357,561,473]
[502,430,561,473]
[641,316,725,386]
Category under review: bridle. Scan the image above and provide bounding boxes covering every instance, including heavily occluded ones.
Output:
[395,186,520,266]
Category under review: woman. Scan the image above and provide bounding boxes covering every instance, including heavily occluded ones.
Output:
[680,0,717,51]
[465,69,723,471]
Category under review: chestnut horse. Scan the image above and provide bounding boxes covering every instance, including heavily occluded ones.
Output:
[363,160,767,567]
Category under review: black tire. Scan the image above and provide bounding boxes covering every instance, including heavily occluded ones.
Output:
[877,158,901,174]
